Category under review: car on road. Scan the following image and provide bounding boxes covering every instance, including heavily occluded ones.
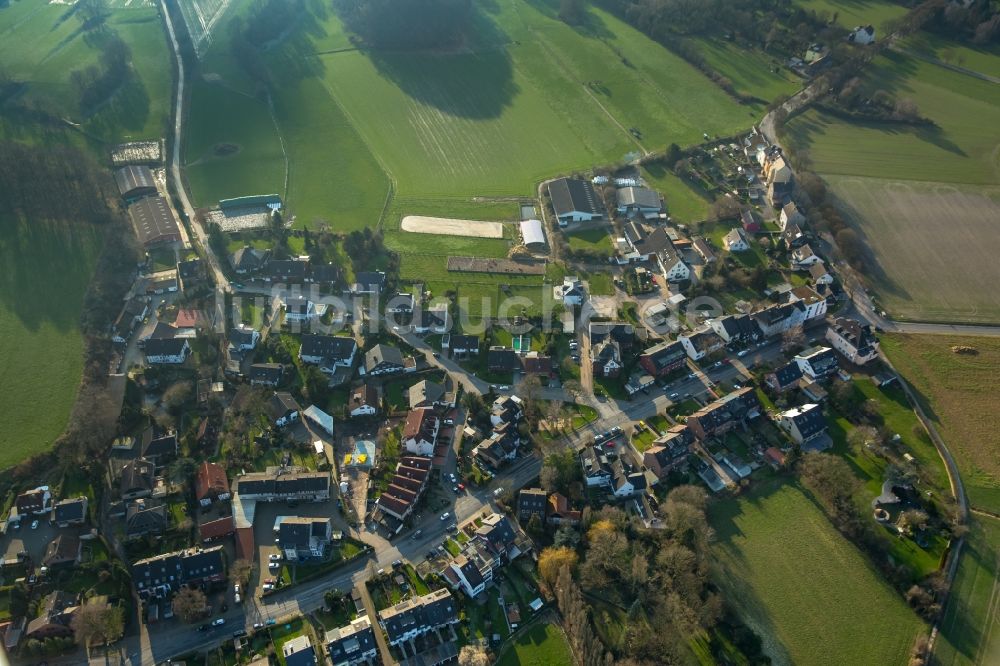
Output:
[411,529,423,539]
[232,629,246,639]
[452,486,460,493]
[456,483,465,491]
[603,441,615,449]
[212,618,225,627]
[493,487,504,497]
[392,559,403,568]
[440,512,451,521]
[266,619,276,626]
[262,583,274,591]
[446,524,457,533]
[669,392,680,400]
[444,418,454,426]
[432,352,441,358]
[688,372,697,379]
[30,520,38,530]
[253,622,264,630]
[737,350,749,357]
[268,561,280,570]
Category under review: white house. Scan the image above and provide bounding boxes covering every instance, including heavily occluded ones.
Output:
[402,409,439,456]
[724,228,750,252]
[283,295,319,323]
[787,286,828,321]
[554,277,585,306]
[228,325,259,353]
[143,338,191,364]
[794,346,840,380]
[826,317,880,365]
[778,404,828,446]
[299,334,357,374]
[679,327,725,361]
[413,306,450,335]
[779,202,805,231]
[848,25,875,45]
[791,244,821,268]
[810,261,834,285]
[385,293,415,314]
[656,247,691,283]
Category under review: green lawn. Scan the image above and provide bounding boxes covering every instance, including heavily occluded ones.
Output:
[184,80,285,206]
[641,163,712,222]
[0,216,103,468]
[902,32,1000,80]
[794,0,909,32]
[689,37,801,102]
[710,478,925,666]
[564,228,614,257]
[933,517,1000,666]
[496,621,574,666]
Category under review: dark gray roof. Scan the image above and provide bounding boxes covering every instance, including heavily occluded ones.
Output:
[268,259,308,281]
[249,363,284,383]
[589,321,635,346]
[487,346,518,371]
[128,196,179,246]
[327,619,377,664]
[142,433,177,459]
[51,497,87,524]
[549,178,601,217]
[176,258,203,281]
[618,186,661,210]
[449,334,479,351]
[143,337,188,357]
[772,362,803,387]
[126,500,167,538]
[114,165,156,198]
[640,340,686,372]
[229,327,257,348]
[366,344,404,370]
[378,590,458,644]
[300,334,357,362]
[786,404,827,439]
[235,471,330,497]
[354,271,386,290]
[269,392,301,420]
[231,246,270,272]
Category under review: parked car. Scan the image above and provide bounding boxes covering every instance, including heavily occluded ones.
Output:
[198,624,210,632]
[737,350,749,357]
[440,512,451,521]
[446,524,458,533]
[411,529,423,540]
[30,520,38,530]
[669,392,680,400]
[268,554,281,562]
[268,561,280,570]
[212,618,225,627]
[253,622,264,630]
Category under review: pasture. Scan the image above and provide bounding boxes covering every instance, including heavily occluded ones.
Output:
[826,176,1000,323]
[640,163,711,222]
[689,37,801,102]
[794,0,909,32]
[496,621,574,666]
[934,517,1000,666]
[902,32,1000,80]
[0,216,103,468]
[710,479,925,666]
[882,334,1000,513]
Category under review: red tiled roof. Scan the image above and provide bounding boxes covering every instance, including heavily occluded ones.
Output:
[195,462,228,501]
[235,527,255,562]
[199,515,235,541]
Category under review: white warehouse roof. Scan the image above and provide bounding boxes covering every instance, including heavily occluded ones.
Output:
[520,219,546,247]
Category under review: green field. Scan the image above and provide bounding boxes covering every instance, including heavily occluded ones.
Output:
[184,80,285,206]
[883,335,1000,513]
[0,216,103,468]
[564,228,613,256]
[710,479,925,666]
[794,0,909,32]
[496,621,575,666]
[690,37,801,102]
[934,517,1000,666]
[902,32,1000,80]
[641,163,712,222]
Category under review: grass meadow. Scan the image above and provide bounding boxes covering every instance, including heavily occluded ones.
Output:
[0,216,103,468]
[882,334,1000,514]
[710,478,925,666]
[794,0,909,32]
[496,621,574,666]
[641,163,712,222]
[901,32,1000,80]
[934,517,1000,666]
[689,37,801,102]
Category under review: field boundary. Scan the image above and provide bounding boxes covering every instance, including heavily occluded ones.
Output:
[446,256,546,275]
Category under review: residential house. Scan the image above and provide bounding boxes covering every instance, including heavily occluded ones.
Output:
[779,202,805,231]
[778,403,828,447]
[195,462,230,506]
[233,469,331,503]
[446,334,480,357]
[520,351,552,376]
[678,327,725,361]
[554,276,585,306]
[142,431,178,464]
[787,286,828,320]
[709,314,762,346]
[800,379,829,402]
[131,546,226,600]
[230,246,270,274]
[143,338,191,364]
[266,258,309,284]
[724,228,750,252]
[612,463,648,498]
[50,497,88,527]
[826,317,880,365]
[546,492,581,526]
[364,344,407,376]
[517,488,547,524]
[581,446,614,487]
[414,305,451,334]
[794,346,840,380]
[375,456,431,524]
[548,178,603,223]
[299,334,358,374]
[473,425,520,469]
[309,262,340,288]
[176,258,205,293]
[441,514,527,598]
[810,261,833,285]
[408,379,451,410]
[351,271,386,295]
[687,387,761,440]
[753,302,807,338]
[625,372,656,396]
[791,243,821,268]
[616,186,662,217]
[120,458,157,500]
[487,346,518,374]
[740,208,762,233]
[638,340,687,377]
[25,591,78,641]
[125,499,167,540]
[349,384,380,418]
[693,237,717,263]
[228,326,260,357]
[277,517,333,561]
[849,25,875,44]
[592,339,622,378]
[269,391,301,428]
[283,295,319,323]
[14,486,52,518]
[249,363,284,387]
[385,292,415,314]
[491,395,524,427]
[112,296,149,344]
[589,321,637,351]
[402,409,440,456]
[782,222,808,249]
[643,425,694,479]
[42,534,82,569]
[281,635,316,666]
[326,616,379,666]
[378,589,459,647]
[766,361,804,393]
[656,242,691,283]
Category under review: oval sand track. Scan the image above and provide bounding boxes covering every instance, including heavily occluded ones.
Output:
[401,216,504,238]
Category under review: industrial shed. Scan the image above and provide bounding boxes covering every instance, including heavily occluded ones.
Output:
[519,219,546,250]
[128,196,181,248]
[114,165,157,202]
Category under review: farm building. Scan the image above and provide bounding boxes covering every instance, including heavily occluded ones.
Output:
[114,165,157,202]
[548,178,603,224]
[616,186,662,217]
[519,219,546,250]
[128,196,181,248]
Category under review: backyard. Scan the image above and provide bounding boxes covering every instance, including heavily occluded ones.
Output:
[496,620,574,666]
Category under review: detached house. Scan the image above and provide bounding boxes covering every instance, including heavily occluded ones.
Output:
[277,516,333,561]
[779,202,805,231]
[14,486,52,517]
[766,361,804,393]
[517,488,547,523]
[810,261,834,285]
[639,340,687,377]
[643,425,694,480]
[120,459,157,501]
[408,380,451,410]
[783,222,808,249]
[794,346,840,380]
[487,346,518,374]
[554,276,585,306]
[445,334,480,358]
[724,228,750,252]
[326,616,379,666]
[826,317,880,365]
[50,497,88,527]
[791,244,821,268]
[709,314,762,346]
[849,24,875,44]
[402,409,440,456]
[364,344,407,377]
[230,246,270,274]
[283,295,319,323]
[349,384,380,418]
[299,335,357,374]
[143,338,191,364]
[249,363,284,387]
[195,462,230,506]
[592,338,623,378]
[678,327,725,361]
[227,325,259,356]
[269,391,301,428]
[351,271,386,295]
[778,403,829,447]
[413,306,450,334]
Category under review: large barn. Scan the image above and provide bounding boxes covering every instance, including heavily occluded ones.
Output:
[519,219,546,250]
[114,165,157,202]
[128,196,181,248]
[548,178,603,224]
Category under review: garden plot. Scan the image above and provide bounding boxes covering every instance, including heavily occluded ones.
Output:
[401,215,504,239]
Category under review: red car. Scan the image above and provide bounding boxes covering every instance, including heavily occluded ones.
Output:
[456,483,465,491]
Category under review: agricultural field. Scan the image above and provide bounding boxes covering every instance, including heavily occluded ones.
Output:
[825,176,1000,323]
[902,32,1000,80]
[710,479,925,666]
[786,50,1000,322]
[933,517,1000,666]
[496,620,575,666]
[882,334,1000,513]
[0,215,103,468]
[794,0,909,32]
[184,81,285,207]
[689,37,801,102]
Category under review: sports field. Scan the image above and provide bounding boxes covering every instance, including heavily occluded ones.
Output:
[710,478,925,666]
[826,176,1000,323]
[0,216,103,468]
[882,334,1000,513]
[786,50,1000,322]
[934,517,1000,666]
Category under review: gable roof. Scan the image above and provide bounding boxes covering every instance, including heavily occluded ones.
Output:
[249,363,284,384]
[366,344,404,370]
[128,196,180,245]
[549,177,601,217]
[300,334,357,362]
[409,380,446,408]
[114,165,156,197]
[618,186,661,209]
[195,462,228,501]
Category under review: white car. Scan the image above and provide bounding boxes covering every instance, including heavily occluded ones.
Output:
[212,618,225,627]
[262,583,274,591]
[493,487,504,497]
[30,520,38,530]
[440,512,451,521]
[268,553,281,562]
[268,561,280,570]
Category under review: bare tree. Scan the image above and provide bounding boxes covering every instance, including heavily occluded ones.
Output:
[71,602,124,647]
[781,324,806,353]
[171,587,208,624]
[458,645,491,666]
